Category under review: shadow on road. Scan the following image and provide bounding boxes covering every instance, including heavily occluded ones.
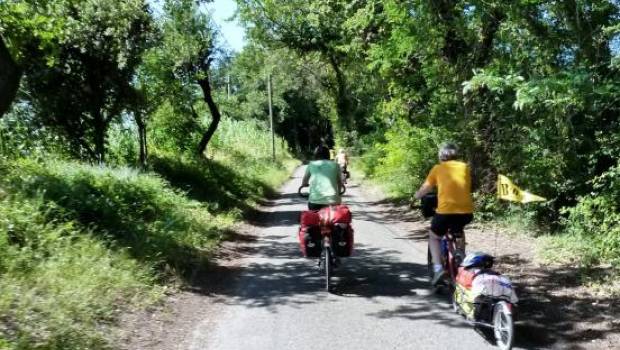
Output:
[184,184,620,350]
[189,235,434,309]
[490,254,620,349]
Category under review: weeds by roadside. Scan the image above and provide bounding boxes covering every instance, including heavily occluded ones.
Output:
[0,123,297,350]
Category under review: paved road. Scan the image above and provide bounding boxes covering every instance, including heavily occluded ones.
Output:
[189,167,500,350]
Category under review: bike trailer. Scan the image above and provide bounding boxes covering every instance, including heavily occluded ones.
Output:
[454,267,518,321]
[298,211,322,257]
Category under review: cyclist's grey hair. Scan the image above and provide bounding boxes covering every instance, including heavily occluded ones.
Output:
[438,143,458,161]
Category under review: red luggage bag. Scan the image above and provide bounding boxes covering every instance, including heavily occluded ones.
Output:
[298,211,321,257]
[318,205,354,257]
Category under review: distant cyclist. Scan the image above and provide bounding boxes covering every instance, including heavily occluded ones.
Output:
[302,145,344,210]
[415,143,473,286]
[336,148,349,182]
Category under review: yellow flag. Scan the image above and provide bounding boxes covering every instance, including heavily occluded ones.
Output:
[497,174,546,203]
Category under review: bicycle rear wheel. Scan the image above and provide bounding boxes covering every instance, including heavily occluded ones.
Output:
[493,301,514,350]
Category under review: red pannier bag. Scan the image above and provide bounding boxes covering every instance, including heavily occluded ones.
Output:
[318,205,354,257]
[332,224,354,257]
[298,211,321,257]
[330,205,352,224]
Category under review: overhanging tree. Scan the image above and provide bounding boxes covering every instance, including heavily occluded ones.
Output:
[236,0,368,137]
[1,0,153,161]
[146,0,222,157]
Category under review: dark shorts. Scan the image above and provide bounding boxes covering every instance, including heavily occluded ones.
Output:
[308,202,329,211]
[431,213,473,237]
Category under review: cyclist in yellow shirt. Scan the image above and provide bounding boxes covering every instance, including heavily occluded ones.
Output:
[415,143,473,286]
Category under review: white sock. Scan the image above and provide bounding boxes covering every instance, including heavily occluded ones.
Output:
[434,264,443,273]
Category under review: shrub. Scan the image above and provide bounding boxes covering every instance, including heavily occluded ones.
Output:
[361,121,450,199]
[0,116,297,350]
[0,158,227,274]
[544,164,620,268]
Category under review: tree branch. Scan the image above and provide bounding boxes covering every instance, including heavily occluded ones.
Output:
[196,71,222,156]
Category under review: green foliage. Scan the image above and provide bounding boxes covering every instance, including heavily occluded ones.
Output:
[107,118,140,166]
[0,104,69,159]
[150,114,300,212]
[0,0,65,64]
[0,185,159,350]
[235,0,377,136]
[2,0,154,161]
[359,120,450,199]
[0,115,296,349]
[148,101,204,154]
[1,158,227,273]
[545,164,620,268]
[219,45,334,156]
[138,0,220,156]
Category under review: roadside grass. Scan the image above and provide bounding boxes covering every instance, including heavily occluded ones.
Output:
[0,192,161,349]
[348,161,411,204]
[539,233,620,296]
[1,158,229,274]
[0,119,298,349]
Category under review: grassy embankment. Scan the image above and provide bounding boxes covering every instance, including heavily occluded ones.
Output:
[0,119,298,349]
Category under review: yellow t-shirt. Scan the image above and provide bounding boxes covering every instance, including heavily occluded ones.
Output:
[424,160,473,214]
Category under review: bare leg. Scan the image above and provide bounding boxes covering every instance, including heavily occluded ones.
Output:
[429,230,442,266]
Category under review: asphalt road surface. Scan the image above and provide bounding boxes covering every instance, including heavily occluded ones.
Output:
[187,167,503,350]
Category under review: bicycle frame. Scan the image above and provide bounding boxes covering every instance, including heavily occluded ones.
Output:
[441,232,459,284]
[428,230,462,288]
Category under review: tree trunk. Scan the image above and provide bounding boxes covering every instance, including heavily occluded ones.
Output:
[197,73,222,157]
[135,111,147,168]
[474,8,505,68]
[93,109,106,163]
[327,55,352,134]
[0,35,22,118]
[431,0,468,64]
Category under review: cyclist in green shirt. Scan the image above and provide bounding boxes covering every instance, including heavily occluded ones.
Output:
[301,145,344,210]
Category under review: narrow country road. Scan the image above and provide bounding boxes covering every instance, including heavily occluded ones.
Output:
[181,167,508,350]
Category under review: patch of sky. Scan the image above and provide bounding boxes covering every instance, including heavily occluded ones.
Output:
[205,0,246,53]
[610,34,620,57]
[147,0,246,52]
[463,4,476,17]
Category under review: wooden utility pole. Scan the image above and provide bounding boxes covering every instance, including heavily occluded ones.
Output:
[267,73,275,161]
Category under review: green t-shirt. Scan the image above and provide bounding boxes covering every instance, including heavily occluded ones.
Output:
[305,160,341,205]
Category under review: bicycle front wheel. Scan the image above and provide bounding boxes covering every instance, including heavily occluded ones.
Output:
[493,301,515,350]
